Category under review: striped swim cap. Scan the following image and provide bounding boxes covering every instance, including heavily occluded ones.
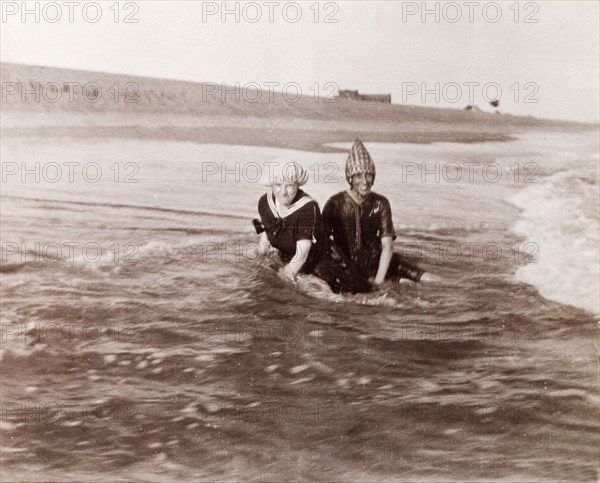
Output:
[345,138,375,183]
[262,161,309,186]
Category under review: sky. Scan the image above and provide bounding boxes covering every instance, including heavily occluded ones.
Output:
[1,0,599,122]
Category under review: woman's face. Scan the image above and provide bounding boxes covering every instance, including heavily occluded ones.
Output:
[351,172,374,196]
[272,181,298,207]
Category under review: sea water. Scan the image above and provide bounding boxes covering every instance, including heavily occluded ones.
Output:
[1,130,598,481]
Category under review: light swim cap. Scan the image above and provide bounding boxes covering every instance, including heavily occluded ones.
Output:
[345,138,376,184]
[262,161,309,186]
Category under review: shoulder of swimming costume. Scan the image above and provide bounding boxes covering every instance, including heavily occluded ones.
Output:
[285,192,318,216]
[325,191,346,203]
[370,192,390,204]
[258,193,267,209]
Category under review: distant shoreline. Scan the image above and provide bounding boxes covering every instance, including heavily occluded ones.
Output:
[2,62,597,153]
[1,123,516,153]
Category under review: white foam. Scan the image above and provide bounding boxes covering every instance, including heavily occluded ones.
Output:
[510,163,599,314]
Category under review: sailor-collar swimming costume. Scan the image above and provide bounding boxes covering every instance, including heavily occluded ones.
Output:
[267,191,315,219]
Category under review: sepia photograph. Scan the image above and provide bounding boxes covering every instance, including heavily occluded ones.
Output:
[1,1,599,481]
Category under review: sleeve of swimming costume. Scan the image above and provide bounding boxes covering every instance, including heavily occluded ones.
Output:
[258,194,269,225]
[379,196,397,239]
[295,202,318,242]
[322,197,335,241]
[323,196,341,243]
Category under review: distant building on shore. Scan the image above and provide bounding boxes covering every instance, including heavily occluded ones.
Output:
[463,104,483,112]
[337,89,391,103]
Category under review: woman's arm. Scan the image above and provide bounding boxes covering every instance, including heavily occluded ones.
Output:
[373,236,394,285]
[257,231,271,256]
[281,239,312,280]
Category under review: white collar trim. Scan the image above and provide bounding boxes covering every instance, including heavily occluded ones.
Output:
[268,192,314,219]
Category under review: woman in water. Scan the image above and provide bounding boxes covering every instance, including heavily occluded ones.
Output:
[254,162,324,281]
[322,138,428,288]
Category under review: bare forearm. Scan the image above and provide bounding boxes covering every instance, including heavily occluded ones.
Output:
[374,237,394,285]
[284,240,311,278]
[257,231,271,255]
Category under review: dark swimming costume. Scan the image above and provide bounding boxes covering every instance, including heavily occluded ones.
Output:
[257,190,324,274]
[322,191,424,285]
